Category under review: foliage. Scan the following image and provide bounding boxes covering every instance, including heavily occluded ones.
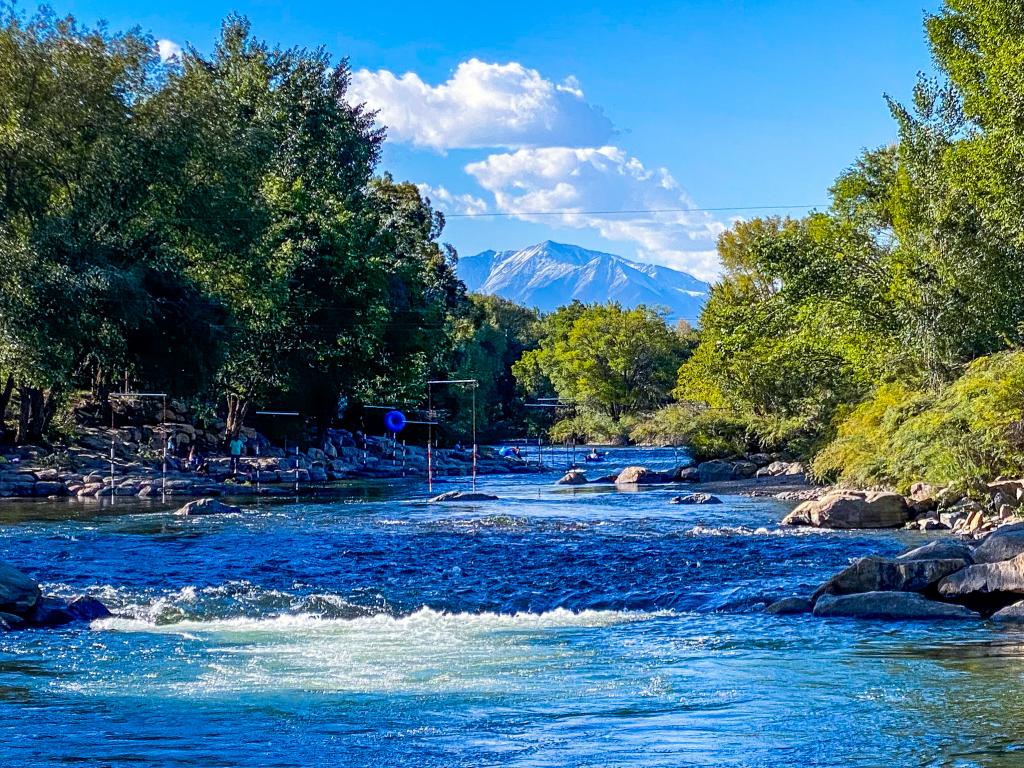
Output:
[813,352,1024,490]
[0,8,463,444]
[630,404,752,459]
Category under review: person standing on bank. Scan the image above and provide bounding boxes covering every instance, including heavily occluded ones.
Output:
[229,434,246,474]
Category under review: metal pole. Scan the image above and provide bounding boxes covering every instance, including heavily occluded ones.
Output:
[161,395,167,500]
[256,441,261,496]
[471,384,477,490]
[427,385,433,492]
[110,406,115,505]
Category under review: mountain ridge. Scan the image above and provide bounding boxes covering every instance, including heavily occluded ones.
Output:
[456,240,710,323]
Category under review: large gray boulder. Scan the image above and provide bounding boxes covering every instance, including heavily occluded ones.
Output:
[0,561,40,613]
[766,596,813,615]
[176,498,242,516]
[813,556,968,600]
[937,552,1024,600]
[973,522,1024,564]
[990,600,1024,623]
[782,490,909,529]
[812,591,978,620]
[696,460,736,483]
[896,540,974,564]
[615,466,671,485]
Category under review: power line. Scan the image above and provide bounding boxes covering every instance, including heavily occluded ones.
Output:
[441,204,826,218]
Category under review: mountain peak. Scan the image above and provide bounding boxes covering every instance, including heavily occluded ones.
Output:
[457,242,710,323]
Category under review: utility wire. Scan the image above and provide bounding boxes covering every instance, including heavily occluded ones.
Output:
[441,204,825,218]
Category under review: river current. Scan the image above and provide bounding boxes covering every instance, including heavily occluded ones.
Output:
[0,447,1022,767]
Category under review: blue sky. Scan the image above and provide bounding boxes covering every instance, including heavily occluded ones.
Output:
[54,0,941,280]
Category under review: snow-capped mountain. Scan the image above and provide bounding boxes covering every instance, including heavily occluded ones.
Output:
[457,241,710,323]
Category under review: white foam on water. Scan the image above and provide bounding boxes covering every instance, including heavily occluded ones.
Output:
[88,607,673,695]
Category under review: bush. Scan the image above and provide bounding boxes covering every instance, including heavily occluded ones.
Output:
[549,411,634,445]
[813,351,1024,490]
[630,404,753,460]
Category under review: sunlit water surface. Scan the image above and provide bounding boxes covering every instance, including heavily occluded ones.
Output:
[1,448,1023,766]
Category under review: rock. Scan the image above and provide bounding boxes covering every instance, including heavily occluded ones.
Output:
[782,490,909,529]
[990,600,1024,622]
[732,460,758,479]
[909,482,937,502]
[896,540,974,564]
[782,462,806,476]
[0,561,40,613]
[68,595,112,621]
[677,466,700,483]
[0,611,25,630]
[760,461,789,477]
[973,522,1024,564]
[615,466,671,485]
[670,493,722,505]
[557,470,588,485]
[27,597,77,627]
[766,597,813,615]
[746,453,772,467]
[175,498,242,516]
[428,491,499,502]
[696,460,736,483]
[812,591,978,620]
[937,552,1024,607]
[591,474,619,484]
[812,556,968,600]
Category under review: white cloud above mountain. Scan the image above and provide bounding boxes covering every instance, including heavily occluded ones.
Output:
[350,59,614,151]
[415,183,488,215]
[464,146,725,281]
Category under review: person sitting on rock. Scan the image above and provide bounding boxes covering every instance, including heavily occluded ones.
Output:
[228,435,245,474]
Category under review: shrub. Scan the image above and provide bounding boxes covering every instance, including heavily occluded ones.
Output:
[813,351,1024,490]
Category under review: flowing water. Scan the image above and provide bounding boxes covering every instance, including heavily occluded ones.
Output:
[0,447,1023,766]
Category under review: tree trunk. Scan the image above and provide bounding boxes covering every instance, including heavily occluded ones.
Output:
[225,392,251,440]
[0,375,14,441]
[15,386,58,445]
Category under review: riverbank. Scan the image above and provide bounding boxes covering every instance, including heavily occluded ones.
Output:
[0,425,549,501]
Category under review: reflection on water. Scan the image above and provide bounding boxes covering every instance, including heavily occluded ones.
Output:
[0,447,1021,766]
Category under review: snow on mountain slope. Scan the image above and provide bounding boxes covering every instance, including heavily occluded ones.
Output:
[457,241,710,323]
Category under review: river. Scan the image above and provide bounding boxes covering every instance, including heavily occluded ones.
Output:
[0,447,1021,766]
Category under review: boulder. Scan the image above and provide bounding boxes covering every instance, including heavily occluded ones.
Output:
[973,522,1024,564]
[937,552,1024,609]
[766,597,813,615]
[990,600,1024,623]
[68,595,112,622]
[812,556,968,600]
[677,466,700,483]
[0,561,40,613]
[591,474,619,484]
[812,591,978,620]
[696,460,736,483]
[428,491,499,502]
[557,470,588,485]
[0,611,25,630]
[670,493,722,505]
[782,490,909,529]
[732,460,758,479]
[896,540,974,564]
[615,466,671,485]
[27,597,77,627]
[176,498,242,516]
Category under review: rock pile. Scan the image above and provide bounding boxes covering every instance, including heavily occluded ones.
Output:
[0,560,111,631]
[769,527,1024,621]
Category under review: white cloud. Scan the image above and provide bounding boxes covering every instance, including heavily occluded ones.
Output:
[464,146,726,281]
[157,39,182,63]
[415,183,488,216]
[349,59,614,151]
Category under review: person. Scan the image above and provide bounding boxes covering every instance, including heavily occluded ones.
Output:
[187,444,198,472]
[323,438,337,459]
[453,442,463,452]
[228,434,246,474]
